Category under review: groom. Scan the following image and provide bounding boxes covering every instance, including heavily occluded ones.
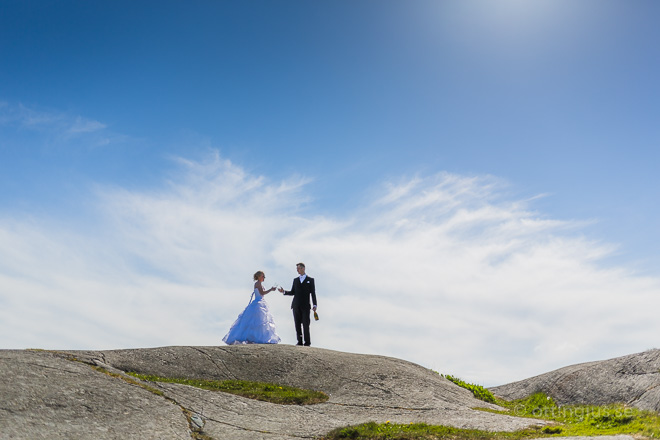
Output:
[280,262,317,346]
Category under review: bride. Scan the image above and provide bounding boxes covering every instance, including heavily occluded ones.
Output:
[223,271,281,345]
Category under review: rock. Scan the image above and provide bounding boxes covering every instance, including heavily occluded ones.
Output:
[0,349,190,439]
[490,349,660,412]
[189,413,204,431]
[0,345,544,439]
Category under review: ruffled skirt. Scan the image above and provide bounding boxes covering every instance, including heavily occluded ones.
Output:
[223,296,280,345]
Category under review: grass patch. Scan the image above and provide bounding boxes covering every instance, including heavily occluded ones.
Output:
[323,421,546,440]
[323,391,660,439]
[127,372,329,405]
[490,392,660,438]
[439,374,496,404]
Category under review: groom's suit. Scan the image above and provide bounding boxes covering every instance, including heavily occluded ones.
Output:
[284,276,317,346]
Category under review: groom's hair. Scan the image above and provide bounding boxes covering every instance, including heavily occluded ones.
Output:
[297,262,305,268]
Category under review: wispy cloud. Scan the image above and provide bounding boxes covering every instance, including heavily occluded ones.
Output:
[0,151,657,385]
[67,116,107,135]
[0,102,111,146]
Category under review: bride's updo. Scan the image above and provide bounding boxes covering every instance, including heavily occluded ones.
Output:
[253,270,265,281]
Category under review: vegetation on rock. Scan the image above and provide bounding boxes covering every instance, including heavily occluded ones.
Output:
[127,372,329,405]
[439,373,496,403]
[324,391,660,439]
[491,391,660,438]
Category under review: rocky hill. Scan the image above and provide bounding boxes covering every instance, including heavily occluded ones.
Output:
[490,349,660,412]
[0,345,541,440]
[3,346,658,439]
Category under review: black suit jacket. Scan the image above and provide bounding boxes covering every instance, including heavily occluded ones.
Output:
[284,276,317,310]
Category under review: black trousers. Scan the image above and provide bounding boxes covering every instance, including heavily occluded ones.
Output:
[292,307,311,345]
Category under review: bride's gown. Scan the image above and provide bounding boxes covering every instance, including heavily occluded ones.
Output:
[223,288,281,345]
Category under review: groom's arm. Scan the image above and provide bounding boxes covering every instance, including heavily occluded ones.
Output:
[310,278,317,308]
[282,280,294,296]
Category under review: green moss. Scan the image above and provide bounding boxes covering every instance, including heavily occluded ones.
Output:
[324,421,546,440]
[127,372,329,405]
[324,391,660,439]
[490,392,660,438]
[439,373,496,403]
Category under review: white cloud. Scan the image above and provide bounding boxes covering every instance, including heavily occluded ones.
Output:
[0,102,111,146]
[1,151,658,386]
[67,116,107,134]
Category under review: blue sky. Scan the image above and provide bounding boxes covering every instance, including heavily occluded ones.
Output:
[1,0,659,386]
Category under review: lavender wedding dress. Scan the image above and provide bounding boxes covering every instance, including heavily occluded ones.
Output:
[223,288,281,345]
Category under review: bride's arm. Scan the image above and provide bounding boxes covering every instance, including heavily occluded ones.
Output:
[255,281,275,295]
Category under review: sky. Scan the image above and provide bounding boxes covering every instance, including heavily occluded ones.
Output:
[1,0,659,386]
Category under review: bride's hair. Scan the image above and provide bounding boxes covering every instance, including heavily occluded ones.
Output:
[253,271,265,281]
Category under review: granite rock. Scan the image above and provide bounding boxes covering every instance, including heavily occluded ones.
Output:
[490,349,660,412]
[1,345,544,439]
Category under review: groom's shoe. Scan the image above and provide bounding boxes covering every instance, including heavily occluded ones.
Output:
[304,342,311,346]
[296,342,303,346]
